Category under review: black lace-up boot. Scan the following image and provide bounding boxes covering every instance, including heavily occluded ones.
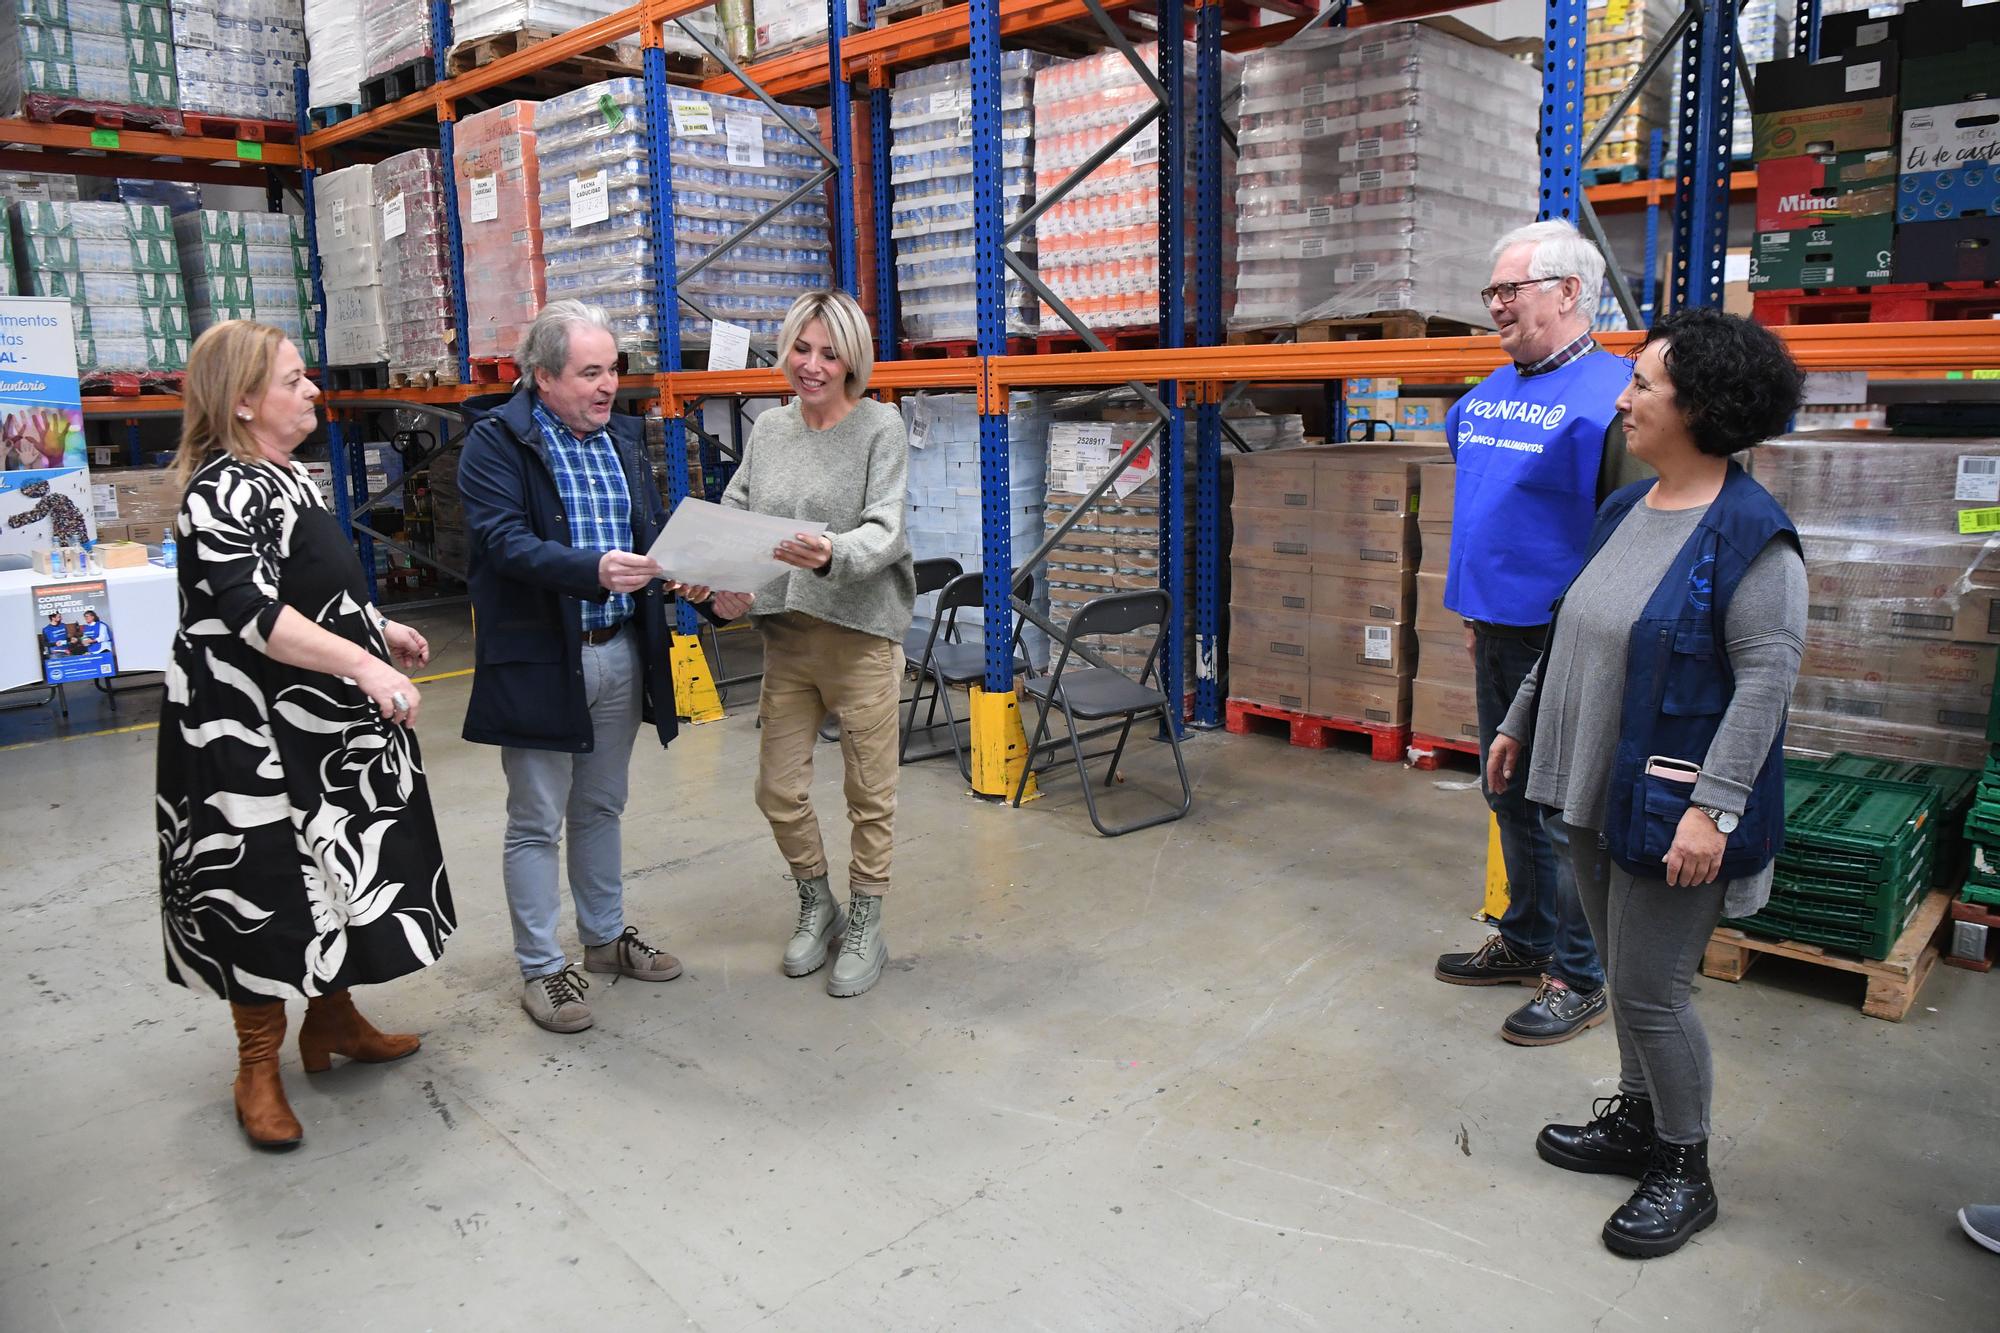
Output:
[1601,1138,1718,1258]
[1537,1093,1656,1178]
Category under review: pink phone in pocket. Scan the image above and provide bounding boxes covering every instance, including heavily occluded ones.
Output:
[1645,756,1700,784]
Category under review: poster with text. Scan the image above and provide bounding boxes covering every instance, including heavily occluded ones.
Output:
[0,296,90,558]
[33,580,118,684]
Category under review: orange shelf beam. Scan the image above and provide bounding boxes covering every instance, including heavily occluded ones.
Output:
[1587,169,1757,212]
[0,117,301,168]
[81,396,186,417]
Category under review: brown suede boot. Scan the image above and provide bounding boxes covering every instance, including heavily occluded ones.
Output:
[299,989,421,1074]
[230,1001,303,1150]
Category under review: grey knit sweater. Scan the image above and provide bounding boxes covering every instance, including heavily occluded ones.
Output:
[720,396,915,643]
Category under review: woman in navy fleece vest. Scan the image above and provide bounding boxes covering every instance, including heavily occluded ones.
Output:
[1487,309,1807,1259]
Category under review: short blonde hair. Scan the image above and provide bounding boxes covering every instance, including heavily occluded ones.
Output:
[174,320,287,488]
[777,289,874,400]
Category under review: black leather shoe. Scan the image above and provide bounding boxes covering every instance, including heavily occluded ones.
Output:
[1501,976,1608,1046]
[1435,935,1551,986]
[1537,1093,1656,1178]
[1602,1139,1718,1258]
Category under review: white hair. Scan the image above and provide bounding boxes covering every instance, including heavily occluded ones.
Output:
[517,299,616,380]
[1490,219,1607,307]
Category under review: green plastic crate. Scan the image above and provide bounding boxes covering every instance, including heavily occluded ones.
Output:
[1779,765,1938,883]
[1962,882,2000,909]
[1726,873,1928,961]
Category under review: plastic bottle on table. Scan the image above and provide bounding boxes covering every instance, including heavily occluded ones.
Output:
[161,529,178,569]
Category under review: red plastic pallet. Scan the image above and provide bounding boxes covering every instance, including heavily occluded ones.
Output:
[1223,697,1407,762]
[467,356,520,385]
[22,96,182,134]
[80,371,183,398]
[1752,282,2000,327]
[178,113,296,144]
[898,337,1031,359]
[1034,327,1161,355]
[1408,732,1480,772]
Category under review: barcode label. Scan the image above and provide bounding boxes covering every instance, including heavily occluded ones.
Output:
[1298,238,1325,260]
[1956,456,2000,502]
[1271,641,1305,657]
[1959,506,2000,534]
[1363,625,1392,661]
[1307,205,1334,227]
[1303,117,1328,139]
[1281,595,1305,609]
[1892,611,1953,632]
[1827,696,1885,719]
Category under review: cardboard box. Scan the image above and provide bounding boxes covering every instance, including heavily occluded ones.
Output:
[92,468,181,525]
[1800,633,1997,694]
[1310,670,1411,727]
[1412,677,1481,744]
[1893,215,2000,283]
[1751,216,1894,289]
[1313,509,1419,573]
[1231,505,1319,570]
[1342,377,1400,400]
[1228,662,1311,712]
[1229,606,1313,673]
[1313,568,1414,622]
[1311,615,1414,680]
[1417,630,1476,688]
[1396,397,1459,430]
[1818,10,1900,56]
[1793,677,1990,732]
[1311,446,1436,516]
[1416,569,1456,633]
[1786,715,1990,770]
[93,540,150,568]
[1899,100,2000,222]
[1751,45,1899,159]
[1755,150,1897,230]
[1231,562,1315,614]
[1417,461,1456,527]
[1900,0,2000,62]
[1229,450,1316,510]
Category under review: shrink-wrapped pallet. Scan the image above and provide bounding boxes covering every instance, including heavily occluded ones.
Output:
[15,200,192,374]
[304,0,361,108]
[0,0,182,128]
[169,0,306,123]
[375,147,456,381]
[453,100,545,362]
[173,209,310,353]
[312,161,388,366]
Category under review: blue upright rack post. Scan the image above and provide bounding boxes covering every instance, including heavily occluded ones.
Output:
[644,39,699,637]
[1190,0,1223,730]
[1155,0,1186,738]
[870,31,899,363]
[830,0,860,295]
[970,0,1010,693]
[1641,127,1664,324]
[1539,0,1588,224]
[1794,0,1822,61]
[1669,0,1737,310]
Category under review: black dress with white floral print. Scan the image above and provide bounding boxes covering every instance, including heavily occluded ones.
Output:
[156,455,454,1001]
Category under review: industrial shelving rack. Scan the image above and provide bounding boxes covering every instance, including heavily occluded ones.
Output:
[10,0,2000,784]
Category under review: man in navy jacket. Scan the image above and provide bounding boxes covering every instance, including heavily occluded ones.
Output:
[458,300,713,1035]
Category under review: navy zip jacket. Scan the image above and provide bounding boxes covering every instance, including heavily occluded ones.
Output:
[456,385,679,753]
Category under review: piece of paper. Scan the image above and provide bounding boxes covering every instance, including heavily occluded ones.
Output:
[1800,370,1867,405]
[1956,456,2000,503]
[1845,61,1882,94]
[330,197,346,238]
[645,498,827,594]
[382,193,406,240]
[1363,625,1392,662]
[671,100,715,136]
[907,398,933,450]
[1109,434,1157,500]
[707,319,751,371]
[470,175,498,223]
[570,170,610,229]
[726,113,765,167]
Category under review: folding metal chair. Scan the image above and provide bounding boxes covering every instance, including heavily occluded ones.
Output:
[1011,589,1191,837]
[901,567,1036,777]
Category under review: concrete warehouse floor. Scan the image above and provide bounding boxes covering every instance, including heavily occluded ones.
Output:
[1,601,1994,1332]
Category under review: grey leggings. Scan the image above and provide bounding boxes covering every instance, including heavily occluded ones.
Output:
[1562,820,1729,1145]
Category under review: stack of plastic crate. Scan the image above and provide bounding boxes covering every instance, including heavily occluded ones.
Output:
[1585,0,1677,173]
[889,52,1041,343]
[454,100,545,365]
[1723,758,1939,961]
[168,0,306,125]
[174,209,311,353]
[312,161,388,368]
[1229,23,1537,333]
[15,200,191,380]
[901,391,1054,667]
[0,0,183,129]
[1958,673,2000,914]
[376,147,456,383]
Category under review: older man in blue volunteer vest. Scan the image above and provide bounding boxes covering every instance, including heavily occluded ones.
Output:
[1433,219,1644,1046]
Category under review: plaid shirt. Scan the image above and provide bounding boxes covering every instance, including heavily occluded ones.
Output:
[1517,331,1599,378]
[533,400,633,632]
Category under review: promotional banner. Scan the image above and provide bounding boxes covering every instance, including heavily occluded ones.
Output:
[33,580,118,685]
[0,296,91,558]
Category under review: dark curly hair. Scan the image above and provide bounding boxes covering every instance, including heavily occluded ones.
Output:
[1636,307,1804,457]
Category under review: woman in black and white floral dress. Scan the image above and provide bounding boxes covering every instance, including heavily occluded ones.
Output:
[157,321,455,1150]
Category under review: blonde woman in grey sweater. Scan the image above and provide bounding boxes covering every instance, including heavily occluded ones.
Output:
[715,290,916,998]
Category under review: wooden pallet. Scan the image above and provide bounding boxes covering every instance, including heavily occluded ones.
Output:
[309,103,363,130]
[1223,697,1408,763]
[22,97,182,134]
[1752,283,2000,327]
[1408,732,1480,772]
[445,27,643,81]
[1945,898,1999,973]
[466,356,521,385]
[361,57,437,112]
[325,363,390,392]
[179,112,296,144]
[1701,887,1953,1022]
[390,367,459,390]
[1229,311,1488,346]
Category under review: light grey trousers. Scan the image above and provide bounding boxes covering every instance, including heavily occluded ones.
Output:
[1562,820,1729,1145]
[500,629,643,979]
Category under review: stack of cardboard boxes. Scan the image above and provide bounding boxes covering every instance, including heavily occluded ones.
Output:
[1340,378,1455,448]
[1756,432,2000,770]
[1584,0,1678,173]
[1748,40,1899,292]
[1411,459,1477,746]
[1227,444,1438,727]
[90,468,180,546]
[1892,0,2000,284]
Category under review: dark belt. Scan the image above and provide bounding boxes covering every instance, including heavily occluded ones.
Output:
[1467,619,1548,644]
[581,620,626,646]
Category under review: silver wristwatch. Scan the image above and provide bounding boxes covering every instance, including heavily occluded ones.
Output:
[1697,805,1739,835]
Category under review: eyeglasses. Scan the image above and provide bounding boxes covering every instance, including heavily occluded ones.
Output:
[1479,276,1571,306]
